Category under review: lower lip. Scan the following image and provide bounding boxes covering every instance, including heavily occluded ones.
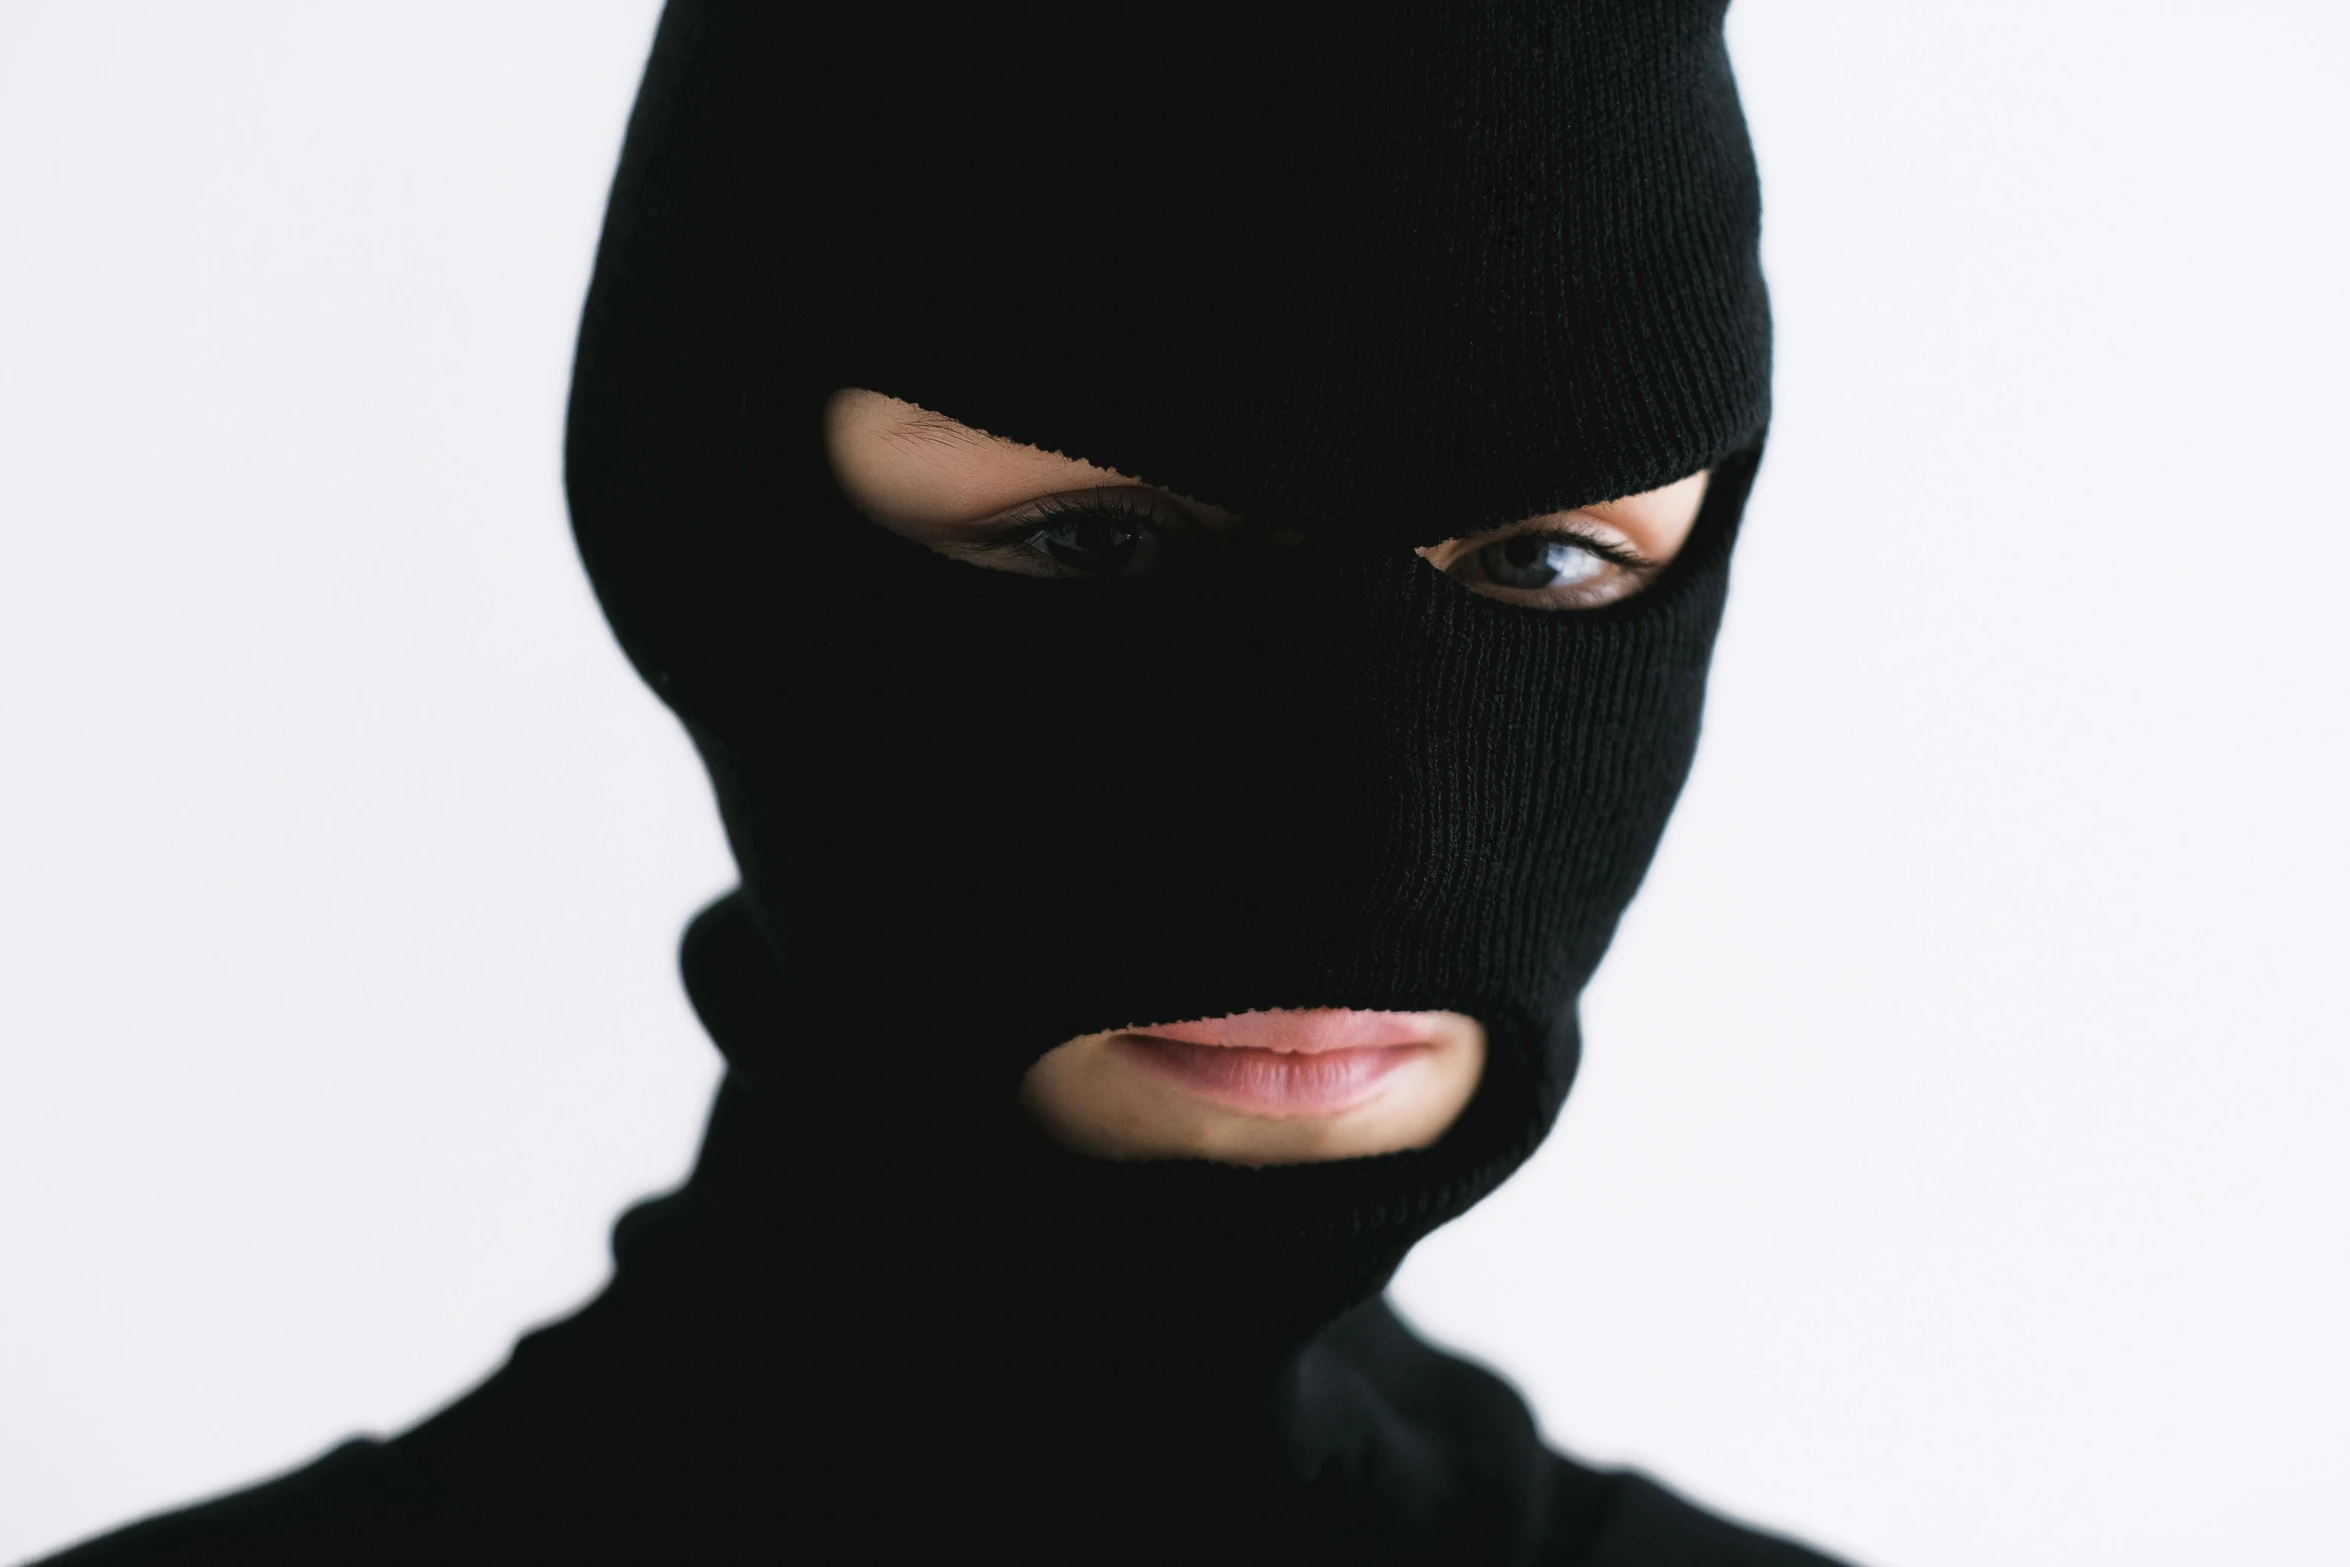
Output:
[1110,1034,1427,1117]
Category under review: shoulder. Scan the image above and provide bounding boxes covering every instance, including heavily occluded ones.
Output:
[1540,1459,1857,1567]
[1321,1300,1855,1566]
[27,1440,455,1567]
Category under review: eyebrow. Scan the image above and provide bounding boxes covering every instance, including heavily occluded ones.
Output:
[874,399,1131,490]
[883,406,1003,453]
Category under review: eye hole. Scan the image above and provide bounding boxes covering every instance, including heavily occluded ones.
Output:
[1473,535,1609,591]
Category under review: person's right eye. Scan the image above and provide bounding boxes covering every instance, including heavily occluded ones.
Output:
[965,487,1193,579]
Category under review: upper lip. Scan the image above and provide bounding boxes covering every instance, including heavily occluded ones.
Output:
[1121,1009,1441,1055]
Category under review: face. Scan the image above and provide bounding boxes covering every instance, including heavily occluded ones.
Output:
[824,389,1709,1166]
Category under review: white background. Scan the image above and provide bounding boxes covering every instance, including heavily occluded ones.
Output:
[2,4,2343,1562]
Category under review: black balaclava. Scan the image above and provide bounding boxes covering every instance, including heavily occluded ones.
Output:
[553,0,1777,1555]
[40,4,1826,1566]
[568,0,1762,1331]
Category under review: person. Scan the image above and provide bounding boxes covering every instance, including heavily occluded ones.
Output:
[41,2,1842,1562]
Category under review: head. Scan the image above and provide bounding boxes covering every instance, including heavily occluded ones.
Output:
[567,0,1767,1339]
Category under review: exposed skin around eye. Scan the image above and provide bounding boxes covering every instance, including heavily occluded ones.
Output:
[819,388,1706,1165]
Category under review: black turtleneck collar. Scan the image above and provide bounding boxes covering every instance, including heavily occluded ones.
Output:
[384,893,1593,1565]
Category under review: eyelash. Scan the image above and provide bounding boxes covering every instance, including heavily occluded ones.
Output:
[1483,527,1652,572]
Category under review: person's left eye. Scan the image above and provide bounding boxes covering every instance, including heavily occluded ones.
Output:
[1470,534,1610,591]
[1424,520,1655,609]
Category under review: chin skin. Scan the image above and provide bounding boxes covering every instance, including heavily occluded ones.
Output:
[1019,1010,1487,1167]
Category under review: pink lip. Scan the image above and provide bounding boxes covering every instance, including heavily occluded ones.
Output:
[1111,1008,1439,1117]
